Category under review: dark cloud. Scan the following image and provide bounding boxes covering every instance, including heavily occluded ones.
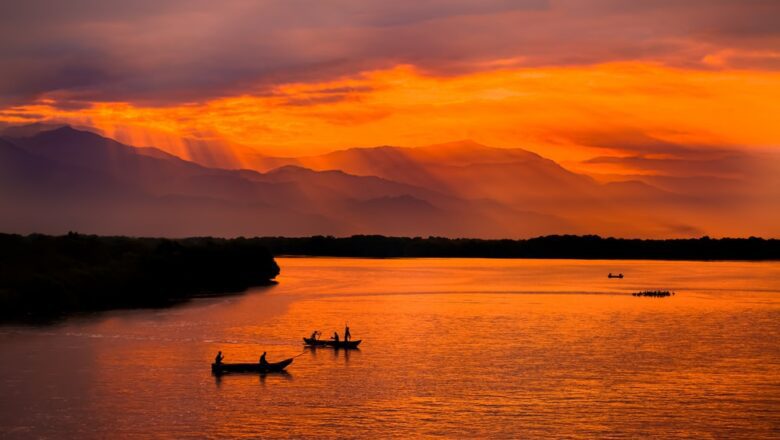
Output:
[1,0,778,106]
[563,129,745,159]
[0,111,45,121]
[278,85,373,107]
[283,94,355,107]
[585,154,755,179]
[575,129,780,197]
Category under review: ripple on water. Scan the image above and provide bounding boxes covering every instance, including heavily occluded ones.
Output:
[0,258,778,438]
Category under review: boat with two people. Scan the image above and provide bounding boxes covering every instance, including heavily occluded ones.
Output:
[211,351,294,375]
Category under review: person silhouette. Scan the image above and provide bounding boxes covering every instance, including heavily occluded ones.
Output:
[259,351,268,365]
[332,332,340,343]
[344,324,351,342]
[214,351,223,365]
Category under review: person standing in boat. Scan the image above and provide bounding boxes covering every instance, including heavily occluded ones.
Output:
[344,324,351,342]
[259,351,268,366]
[215,351,223,365]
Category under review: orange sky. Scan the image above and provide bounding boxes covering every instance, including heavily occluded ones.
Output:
[1,1,779,238]
[2,62,779,176]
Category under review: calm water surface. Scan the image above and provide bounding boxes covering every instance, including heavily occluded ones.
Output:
[1,258,779,438]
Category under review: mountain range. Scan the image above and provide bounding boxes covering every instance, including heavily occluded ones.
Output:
[0,125,774,237]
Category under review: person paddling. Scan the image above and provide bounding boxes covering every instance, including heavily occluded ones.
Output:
[331,332,340,343]
[310,330,320,340]
[214,351,224,365]
[259,351,268,366]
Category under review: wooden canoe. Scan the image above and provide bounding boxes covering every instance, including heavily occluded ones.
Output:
[303,337,361,349]
[211,357,293,375]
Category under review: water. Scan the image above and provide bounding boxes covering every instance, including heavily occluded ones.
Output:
[1,258,779,438]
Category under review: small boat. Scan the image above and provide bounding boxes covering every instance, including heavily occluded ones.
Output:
[211,358,293,375]
[632,290,673,297]
[303,337,361,349]
[608,273,624,279]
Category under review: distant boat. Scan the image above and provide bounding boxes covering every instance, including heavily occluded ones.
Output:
[608,273,624,278]
[303,337,361,349]
[211,358,293,375]
[632,290,673,297]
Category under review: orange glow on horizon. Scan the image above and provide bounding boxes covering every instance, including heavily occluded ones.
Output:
[2,62,779,172]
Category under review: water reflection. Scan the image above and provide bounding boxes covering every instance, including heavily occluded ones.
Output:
[260,371,293,387]
[335,346,360,364]
[0,258,778,438]
[305,343,360,363]
[213,370,294,388]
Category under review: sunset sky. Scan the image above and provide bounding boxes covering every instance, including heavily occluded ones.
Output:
[1,0,779,223]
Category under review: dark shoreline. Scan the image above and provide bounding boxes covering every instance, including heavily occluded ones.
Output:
[0,233,279,322]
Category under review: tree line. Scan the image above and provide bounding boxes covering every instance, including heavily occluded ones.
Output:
[254,234,779,260]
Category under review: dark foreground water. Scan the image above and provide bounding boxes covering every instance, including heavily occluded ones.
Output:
[1,258,779,438]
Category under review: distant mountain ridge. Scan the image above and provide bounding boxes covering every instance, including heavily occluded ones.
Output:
[2,124,770,237]
[0,126,573,237]
[245,138,712,236]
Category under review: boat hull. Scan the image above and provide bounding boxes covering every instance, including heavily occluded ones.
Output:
[303,337,361,349]
[211,358,293,375]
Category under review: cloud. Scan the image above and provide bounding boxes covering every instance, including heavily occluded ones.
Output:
[570,128,772,177]
[573,129,780,212]
[277,85,374,107]
[1,0,779,106]
[585,154,755,179]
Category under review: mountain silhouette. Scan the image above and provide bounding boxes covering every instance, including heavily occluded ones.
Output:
[245,139,713,236]
[1,126,573,237]
[9,125,768,237]
[249,140,606,204]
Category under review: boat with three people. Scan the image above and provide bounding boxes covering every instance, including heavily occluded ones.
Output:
[303,337,361,349]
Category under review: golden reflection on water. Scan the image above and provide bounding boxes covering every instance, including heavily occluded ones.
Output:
[0,258,778,438]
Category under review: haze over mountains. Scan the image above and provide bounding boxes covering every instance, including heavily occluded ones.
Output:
[0,124,776,238]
